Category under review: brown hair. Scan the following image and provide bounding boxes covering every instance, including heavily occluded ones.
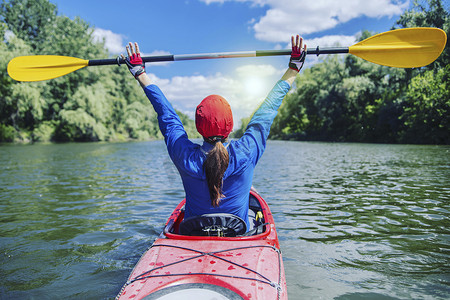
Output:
[203,140,229,207]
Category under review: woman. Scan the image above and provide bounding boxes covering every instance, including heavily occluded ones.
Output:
[122,35,306,231]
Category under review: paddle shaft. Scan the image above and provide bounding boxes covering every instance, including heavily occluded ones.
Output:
[87,47,349,66]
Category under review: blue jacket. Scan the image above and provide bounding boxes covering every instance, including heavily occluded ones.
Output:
[144,80,291,229]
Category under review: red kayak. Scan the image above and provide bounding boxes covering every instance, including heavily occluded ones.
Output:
[116,188,287,300]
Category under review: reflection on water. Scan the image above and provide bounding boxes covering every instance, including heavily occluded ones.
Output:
[0,141,448,299]
[255,142,449,300]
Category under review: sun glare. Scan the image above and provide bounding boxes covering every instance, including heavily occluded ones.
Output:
[244,77,265,97]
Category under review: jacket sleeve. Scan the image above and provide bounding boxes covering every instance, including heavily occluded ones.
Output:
[239,80,291,164]
[143,84,193,161]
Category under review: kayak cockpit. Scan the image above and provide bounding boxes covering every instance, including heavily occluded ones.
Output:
[180,213,248,237]
[163,189,272,240]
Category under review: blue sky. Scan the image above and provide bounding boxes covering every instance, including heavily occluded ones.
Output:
[50,0,412,125]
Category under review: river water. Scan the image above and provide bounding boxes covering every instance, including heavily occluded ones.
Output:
[0,140,448,299]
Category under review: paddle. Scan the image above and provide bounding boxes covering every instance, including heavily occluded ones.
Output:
[7,27,447,82]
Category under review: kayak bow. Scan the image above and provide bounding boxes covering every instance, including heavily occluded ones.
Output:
[116,188,287,300]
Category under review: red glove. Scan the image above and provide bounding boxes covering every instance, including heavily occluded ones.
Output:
[289,35,306,72]
[123,43,145,78]
[125,53,145,78]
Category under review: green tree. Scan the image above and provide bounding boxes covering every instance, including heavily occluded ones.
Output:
[393,0,449,143]
[343,32,409,143]
[399,66,449,144]
[1,0,200,143]
[0,0,56,52]
[269,1,449,144]
[395,0,449,70]
[271,55,353,141]
[0,32,36,141]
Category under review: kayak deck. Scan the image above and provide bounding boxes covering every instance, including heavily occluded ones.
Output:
[117,189,287,300]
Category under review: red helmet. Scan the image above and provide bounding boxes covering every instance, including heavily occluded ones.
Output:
[195,95,233,139]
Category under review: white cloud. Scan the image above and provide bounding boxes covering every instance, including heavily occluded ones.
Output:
[91,28,173,66]
[303,34,359,67]
[270,33,358,69]
[199,0,409,42]
[304,34,358,48]
[149,72,238,120]
[144,31,361,126]
[235,64,280,77]
[148,63,283,126]
[92,28,125,54]
[254,0,408,42]
[278,33,358,50]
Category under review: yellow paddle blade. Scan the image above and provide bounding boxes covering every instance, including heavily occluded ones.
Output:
[349,27,447,68]
[7,55,89,82]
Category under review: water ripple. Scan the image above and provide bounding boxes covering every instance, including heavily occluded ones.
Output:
[1,141,449,299]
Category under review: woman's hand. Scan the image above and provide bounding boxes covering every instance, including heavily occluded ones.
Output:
[122,42,152,87]
[281,35,307,85]
[121,42,146,78]
[289,35,307,72]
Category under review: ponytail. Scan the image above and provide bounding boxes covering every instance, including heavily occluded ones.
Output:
[204,140,229,207]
